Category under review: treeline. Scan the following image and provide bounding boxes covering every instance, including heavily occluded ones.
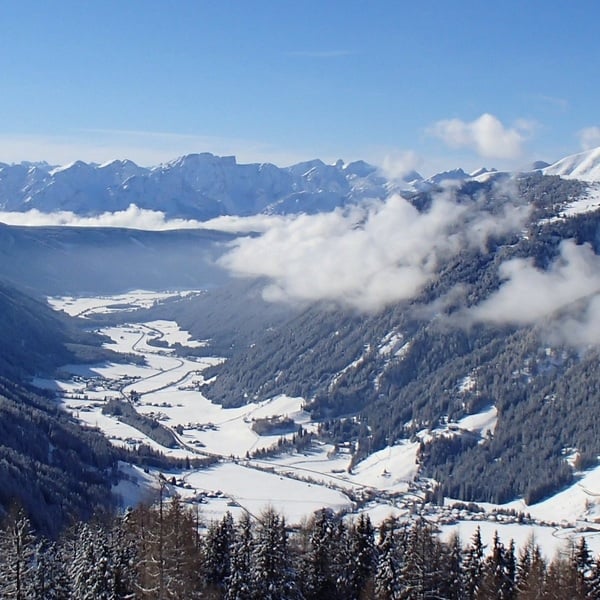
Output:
[102,398,179,449]
[2,500,600,599]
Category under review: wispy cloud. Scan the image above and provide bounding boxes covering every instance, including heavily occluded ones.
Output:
[427,113,534,160]
[578,126,600,150]
[534,94,569,111]
[467,240,600,346]
[380,150,423,180]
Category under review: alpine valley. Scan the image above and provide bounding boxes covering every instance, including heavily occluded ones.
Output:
[2,146,600,559]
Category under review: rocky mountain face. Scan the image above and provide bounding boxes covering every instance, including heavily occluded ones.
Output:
[0,154,393,219]
[2,147,599,221]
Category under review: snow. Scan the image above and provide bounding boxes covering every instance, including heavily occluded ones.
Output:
[49,290,199,317]
[458,405,497,437]
[350,442,420,492]
[378,331,404,356]
[183,462,352,524]
[36,290,600,547]
[458,374,476,393]
[560,183,600,217]
[112,462,157,507]
[505,462,600,526]
[439,520,600,561]
[543,146,600,182]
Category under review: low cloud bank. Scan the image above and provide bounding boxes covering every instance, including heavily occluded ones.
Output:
[469,240,600,346]
[0,205,205,230]
[219,191,530,313]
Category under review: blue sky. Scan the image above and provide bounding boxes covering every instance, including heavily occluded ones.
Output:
[0,0,599,175]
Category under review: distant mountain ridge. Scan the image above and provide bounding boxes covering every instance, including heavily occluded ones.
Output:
[0,153,393,219]
[2,147,599,221]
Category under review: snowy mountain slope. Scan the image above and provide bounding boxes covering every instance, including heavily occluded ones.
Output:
[0,153,393,219]
[543,146,600,181]
[2,147,598,221]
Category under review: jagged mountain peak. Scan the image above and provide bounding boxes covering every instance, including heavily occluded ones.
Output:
[1,146,600,220]
[49,159,95,176]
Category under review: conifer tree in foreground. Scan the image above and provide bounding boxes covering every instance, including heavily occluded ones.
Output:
[0,507,36,599]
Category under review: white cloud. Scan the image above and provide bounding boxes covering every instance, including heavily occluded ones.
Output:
[579,126,600,150]
[469,240,600,346]
[219,191,530,313]
[0,204,205,230]
[380,150,423,180]
[427,113,531,160]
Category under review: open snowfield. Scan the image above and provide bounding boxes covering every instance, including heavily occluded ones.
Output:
[37,292,600,557]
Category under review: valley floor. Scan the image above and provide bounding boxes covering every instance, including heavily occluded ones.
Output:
[35,290,600,558]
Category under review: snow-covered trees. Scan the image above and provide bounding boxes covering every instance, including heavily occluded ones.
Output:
[2,501,600,599]
[0,507,36,599]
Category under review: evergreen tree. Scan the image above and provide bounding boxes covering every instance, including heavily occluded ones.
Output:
[515,534,546,599]
[110,514,139,600]
[588,556,600,599]
[204,511,235,595]
[571,537,594,599]
[396,517,444,600]
[301,509,339,600]
[440,532,463,600]
[68,522,116,600]
[0,507,36,599]
[225,512,254,600]
[478,532,515,600]
[463,526,485,600]
[252,508,297,600]
[374,517,401,600]
[30,539,70,600]
[348,513,376,599]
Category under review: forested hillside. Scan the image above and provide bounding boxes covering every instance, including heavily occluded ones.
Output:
[165,174,600,506]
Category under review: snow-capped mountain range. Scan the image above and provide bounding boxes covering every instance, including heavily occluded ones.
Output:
[1,147,600,220]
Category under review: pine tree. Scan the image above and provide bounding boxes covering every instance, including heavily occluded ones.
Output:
[204,511,235,595]
[301,509,339,600]
[396,517,444,600]
[478,531,515,600]
[463,526,485,600]
[348,513,376,599]
[330,518,353,599]
[374,517,401,600]
[225,512,254,600]
[109,515,139,600]
[440,532,463,600]
[572,537,593,599]
[68,522,116,600]
[515,534,546,600]
[0,507,36,599]
[252,508,297,600]
[29,539,70,600]
[588,557,600,599]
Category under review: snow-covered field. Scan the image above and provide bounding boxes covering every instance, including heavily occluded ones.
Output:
[37,291,600,557]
